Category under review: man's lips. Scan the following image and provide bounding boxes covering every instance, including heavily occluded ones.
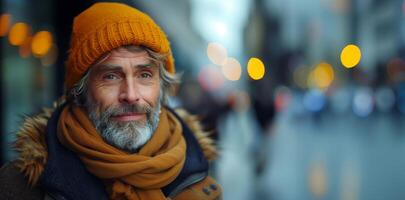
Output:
[111,113,146,122]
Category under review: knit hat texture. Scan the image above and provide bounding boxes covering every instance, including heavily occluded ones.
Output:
[65,2,175,90]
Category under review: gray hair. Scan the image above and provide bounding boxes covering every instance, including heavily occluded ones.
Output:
[67,45,181,106]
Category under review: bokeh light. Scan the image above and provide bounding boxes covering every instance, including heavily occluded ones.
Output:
[274,86,292,112]
[207,42,228,65]
[352,87,374,117]
[340,44,361,68]
[8,22,30,46]
[247,57,265,80]
[0,14,11,37]
[303,89,326,112]
[222,57,242,81]
[31,31,53,57]
[308,62,335,90]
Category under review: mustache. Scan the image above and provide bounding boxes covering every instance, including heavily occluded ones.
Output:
[102,103,153,118]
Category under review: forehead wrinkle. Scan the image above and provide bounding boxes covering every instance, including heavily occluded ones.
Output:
[94,62,157,74]
[135,63,156,70]
[94,63,122,72]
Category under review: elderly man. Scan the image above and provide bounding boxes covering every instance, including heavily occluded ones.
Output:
[0,2,221,200]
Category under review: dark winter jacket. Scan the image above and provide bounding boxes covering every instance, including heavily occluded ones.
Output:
[0,104,221,200]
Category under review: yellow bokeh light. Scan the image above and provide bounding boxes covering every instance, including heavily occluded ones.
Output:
[207,42,228,65]
[308,62,335,89]
[31,31,53,57]
[0,14,11,37]
[340,44,361,68]
[8,22,30,46]
[222,57,242,81]
[247,57,265,80]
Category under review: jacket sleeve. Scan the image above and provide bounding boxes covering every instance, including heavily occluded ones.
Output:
[0,161,44,200]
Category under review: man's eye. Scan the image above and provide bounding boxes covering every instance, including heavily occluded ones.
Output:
[140,73,152,79]
[103,74,119,80]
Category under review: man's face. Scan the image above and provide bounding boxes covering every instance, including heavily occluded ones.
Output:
[85,47,162,152]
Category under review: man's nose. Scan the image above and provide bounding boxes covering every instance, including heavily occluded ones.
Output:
[119,78,140,104]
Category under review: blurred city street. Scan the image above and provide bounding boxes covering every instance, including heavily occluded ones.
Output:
[258,91,405,200]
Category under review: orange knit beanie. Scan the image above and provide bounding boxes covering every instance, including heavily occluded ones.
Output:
[65,2,175,90]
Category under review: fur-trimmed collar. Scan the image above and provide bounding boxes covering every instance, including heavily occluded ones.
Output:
[13,104,217,186]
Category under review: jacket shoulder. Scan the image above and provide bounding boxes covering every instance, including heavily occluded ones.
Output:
[14,107,53,186]
[0,161,44,200]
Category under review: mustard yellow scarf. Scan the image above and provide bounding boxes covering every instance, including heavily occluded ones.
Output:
[57,105,186,200]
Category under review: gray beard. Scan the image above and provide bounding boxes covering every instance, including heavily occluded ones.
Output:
[85,98,161,153]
